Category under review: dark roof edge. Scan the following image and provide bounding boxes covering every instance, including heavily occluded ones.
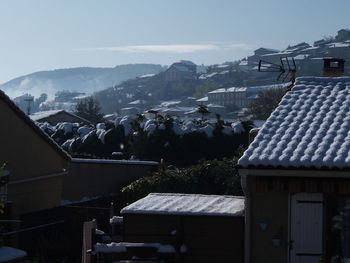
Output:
[0,90,71,161]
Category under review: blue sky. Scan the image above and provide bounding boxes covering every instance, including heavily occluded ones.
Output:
[0,0,349,83]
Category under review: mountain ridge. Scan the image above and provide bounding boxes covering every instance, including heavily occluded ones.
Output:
[0,64,165,99]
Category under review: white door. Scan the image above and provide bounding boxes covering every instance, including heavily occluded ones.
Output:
[290,193,323,263]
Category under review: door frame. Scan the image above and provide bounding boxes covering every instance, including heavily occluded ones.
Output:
[288,193,324,263]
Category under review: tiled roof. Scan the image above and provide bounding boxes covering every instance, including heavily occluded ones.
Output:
[239,77,350,170]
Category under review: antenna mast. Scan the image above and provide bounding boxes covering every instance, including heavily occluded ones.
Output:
[258,57,297,84]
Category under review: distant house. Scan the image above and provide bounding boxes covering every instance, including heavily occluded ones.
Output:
[336,28,350,41]
[119,107,141,116]
[30,109,91,125]
[0,91,70,218]
[163,60,197,82]
[247,47,279,66]
[207,84,287,109]
[238,60,350,263]
[119,193,245,263]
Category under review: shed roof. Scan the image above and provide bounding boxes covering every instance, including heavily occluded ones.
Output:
[121,193,244,216]
[0,90,71,160]
[30,109,91,123]
[238,77,350,170]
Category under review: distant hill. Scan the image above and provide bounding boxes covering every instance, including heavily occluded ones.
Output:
[0,64,165,99]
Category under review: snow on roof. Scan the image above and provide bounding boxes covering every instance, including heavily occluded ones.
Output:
[209,84,287,94]
[262,51,292,57]
[30,110,63,121]
[30,109,91,124]
[205,72,218,78]
[71,158,158,166]
[139,73,156,78]
[160,100,181,107]
[207,103,225,108]
[255,47,279,53]
[294,54,310,60]
[215,64,230,68]
[0,246,27,261]
[219,70,229,75]
[239,77,350,170]
[121,193,245,216]
[196,96,208,102]
[73,94,90,100]
[327,42,350,48]
[128,99,146,105]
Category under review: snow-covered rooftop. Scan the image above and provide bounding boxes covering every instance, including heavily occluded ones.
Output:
[71,158,158,166]
[239,77,350,170]
[208,84,288,94]
[139,73,156,78]
[197,96,208,102]
[121,193,244,216]
[327,42,350,48]
[0,246,27,262]
[30,110,63,121]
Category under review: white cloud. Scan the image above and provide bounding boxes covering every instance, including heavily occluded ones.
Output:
[225,43,256,50]
[78,43,254,53]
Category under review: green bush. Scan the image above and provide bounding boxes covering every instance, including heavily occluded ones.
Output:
[122,157,243,203]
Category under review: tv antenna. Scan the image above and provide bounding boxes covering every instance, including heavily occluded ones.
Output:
[24,97,33,115]
[258,57,296,84]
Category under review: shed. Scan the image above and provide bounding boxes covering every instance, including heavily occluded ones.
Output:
[30,109,91,125]
[239,76,350,263]
[120,193,245,263]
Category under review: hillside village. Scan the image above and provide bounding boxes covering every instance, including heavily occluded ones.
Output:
[9,29,350,123]
[2,27,350,263]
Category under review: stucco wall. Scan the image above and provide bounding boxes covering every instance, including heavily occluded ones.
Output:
[123,214,244,263]
[0,100,67,181]
[9,175,63,217]
[0,99,67,216]
[62,159,158,201]
[247,176,289,263]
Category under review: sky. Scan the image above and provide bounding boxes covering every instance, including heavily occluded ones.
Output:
[0,0,349,84]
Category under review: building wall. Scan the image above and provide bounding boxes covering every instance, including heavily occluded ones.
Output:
[9,175,63,216]
[62,160,158,201]
[246,176,289,263]
[0,99,67,217]
[163,66,195,82]
[123,214,244,263]
[208,91,247,108]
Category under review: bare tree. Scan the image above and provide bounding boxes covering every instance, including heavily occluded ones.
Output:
[247,87,285,120]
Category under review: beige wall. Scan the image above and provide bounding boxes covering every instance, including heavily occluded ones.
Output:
[9,175,63,216]
[123,214,244,263]
[62,160,158,201]
[247,176,289,263]
[0,99,67,216]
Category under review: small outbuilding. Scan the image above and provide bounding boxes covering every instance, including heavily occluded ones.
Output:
[239,75,350,263]
[120,193,245,263]
[30,109,91,125]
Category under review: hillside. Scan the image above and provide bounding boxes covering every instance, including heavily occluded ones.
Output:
[0,64,165,99]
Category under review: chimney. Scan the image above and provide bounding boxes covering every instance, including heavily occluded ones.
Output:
[323,58,345,77]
